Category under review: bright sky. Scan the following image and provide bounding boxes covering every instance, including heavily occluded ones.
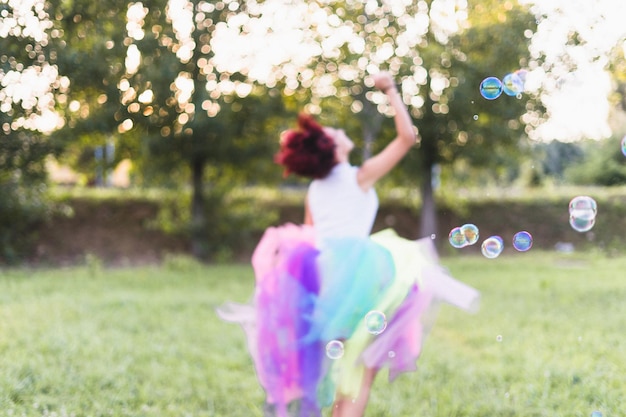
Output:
[519,0,626,142]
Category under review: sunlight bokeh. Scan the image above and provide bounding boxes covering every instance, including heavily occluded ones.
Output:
[1,0,626,140]
[0,0,62,133]
[521,0,626,142]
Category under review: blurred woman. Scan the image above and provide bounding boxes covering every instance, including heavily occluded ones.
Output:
[218,72,479,417]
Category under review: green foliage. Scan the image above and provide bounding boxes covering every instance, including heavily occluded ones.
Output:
[0,180,52,264]
[161,253,205,273]
[0,130,56,264]
[529,139,586,185]
[0,0,126,262]
[564,137,626,186]
[429,0,536,168]
[381,183,626,254]
[116,0,287,188]
[1,253,625,415]
[149,185,279,262]
[7,184,621,266]
[46,0,140,181]
[83,252,104,277]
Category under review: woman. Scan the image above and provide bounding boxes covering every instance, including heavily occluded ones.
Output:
[218,72,479,417]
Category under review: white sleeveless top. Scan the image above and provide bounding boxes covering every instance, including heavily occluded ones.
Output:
[308,163,379,243]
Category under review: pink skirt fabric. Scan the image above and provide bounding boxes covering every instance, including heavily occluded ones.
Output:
[216,224,480,416]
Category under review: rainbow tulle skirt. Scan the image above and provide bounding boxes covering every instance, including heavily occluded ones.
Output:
[217,224,480,417]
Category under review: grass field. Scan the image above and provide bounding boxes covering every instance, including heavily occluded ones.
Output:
[1,251,624,417]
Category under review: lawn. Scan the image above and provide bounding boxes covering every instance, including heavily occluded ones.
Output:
[0,251,624,417]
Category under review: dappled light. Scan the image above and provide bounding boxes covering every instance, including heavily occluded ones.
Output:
[0,0,61,133]
[0,0,50,42]
[126,2,148,40]
[520,0,626,142]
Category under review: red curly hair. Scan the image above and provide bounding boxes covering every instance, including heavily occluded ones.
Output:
[275,113,336,179]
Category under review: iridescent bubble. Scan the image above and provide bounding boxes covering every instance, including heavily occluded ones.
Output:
[473,114,479,121]
[480,77,503,100]
[622,135,626,157]
[326,340,344,360]
[569,196,597,220]
[591,412,602,417]
[460,223,480,245]
[364,310,387,335]
[569,215,595,233]
[449,227,468,248]
[502,73,524,96]
[514,69,528,86]
[512,231,533,252]
[481,236,504,259]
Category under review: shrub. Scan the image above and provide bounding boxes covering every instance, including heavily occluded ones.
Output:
[149,186,279,262]
[0,180,52,264]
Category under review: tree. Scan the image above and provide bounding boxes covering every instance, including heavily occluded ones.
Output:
[44,0,142,184]
[403,0,536,237]
[119,0,285,259]
[520,0,626,143]
[0,0,62,261]
[563,137,626,186]
[535,140,585,183]
[219,0,536,238]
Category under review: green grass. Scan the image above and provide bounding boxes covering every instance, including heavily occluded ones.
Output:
[1,252,624,416]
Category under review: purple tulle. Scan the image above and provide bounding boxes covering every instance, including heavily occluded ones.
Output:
[360,283,433,380]
[217,225,481,415]
[251,225,324,416]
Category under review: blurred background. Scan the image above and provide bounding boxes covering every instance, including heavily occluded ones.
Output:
[2,0,626,265]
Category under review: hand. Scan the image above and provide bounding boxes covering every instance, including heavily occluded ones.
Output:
[373,71,396,93]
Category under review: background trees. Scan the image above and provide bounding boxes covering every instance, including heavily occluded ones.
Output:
[117,0,291,258]
[2,0,626,262]
[216,0,536,238]
[0,0,61,261]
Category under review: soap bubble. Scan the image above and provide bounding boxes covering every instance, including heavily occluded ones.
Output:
[514,69,528,85]
[481,236,504,259]
[480,77,503,100]
[569,215,595,233]
[512,231,533,252]
[460,223,480,245]
[569,196,597,220]
[364,310,387,335]
[326,340,344,359]
[568,196,597,232]
[502,73,524,96]
[449,227,467,248]
[622,135,626,157]
[449,224,480,248]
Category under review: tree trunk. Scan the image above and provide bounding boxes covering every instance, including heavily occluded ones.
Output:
[362,126,374,161]
[359,88,383,162]
[190,157,209,260]
[419,161,438,240]
[418,69,439,243]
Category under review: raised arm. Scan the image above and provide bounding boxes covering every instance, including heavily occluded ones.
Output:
[357,72,416,191]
